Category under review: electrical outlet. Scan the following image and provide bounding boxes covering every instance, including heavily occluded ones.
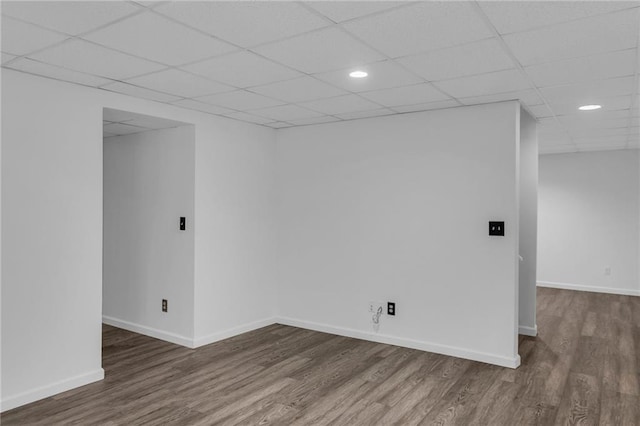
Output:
[387,302,396,316]
[162,299,168,312]
[489,222,504,237]
[489,221,505,236]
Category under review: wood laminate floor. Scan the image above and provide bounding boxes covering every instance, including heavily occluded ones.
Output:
[2,288,639,425]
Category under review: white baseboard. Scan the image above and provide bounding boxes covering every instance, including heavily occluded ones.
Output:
[0,368,104,413]
[275,316,520,369]
[193,317,277,348]
[538,281,640,297]
[518,324,538,337]
[102,315,194,348]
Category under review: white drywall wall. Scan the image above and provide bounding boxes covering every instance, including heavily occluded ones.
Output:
[1,70,277,411]
[518,109,538,336]
[193,121,277,346]
[2,71,104,411]
[276,102,522,367]
[538,150,640,295]
[103,126,195,344]
[2,68,531,411]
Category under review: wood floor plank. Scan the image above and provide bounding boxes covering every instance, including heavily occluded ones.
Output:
[599,390,640,425]
[554,373,601,425]
[2,287,639,425]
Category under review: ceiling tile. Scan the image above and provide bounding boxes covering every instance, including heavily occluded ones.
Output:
[103,110,188,130]
[132,1,164,8]
[84,12,236,66]
[250,76,347,103]
[103,109,138,122]
[538,121,567,136]
[433,69,532,99]
[1,16,68,56]
[171,99,235,115]
[360,83,452,107]
[222,111,275,125]
[1,52,17,64]
[1,1,140,35]
[103,122,147,135]
[123,115,188,130]
[265,122,294,129]
[479,1,639,35]
[254,27,384,74]
[183,51,301,88]
[578,143,628,152]
[126,69,234,98]
[557,109,632,124]
[539,145,578,154]
[526,104,554,118]
[336,108,396,120]
[100,81,181,103]
[251,104,323,121]
[196,90,284,111]
[503,9,640,66]
[29,39,164,80]
[300,94,380,115]
[458,89,544,107]
[391,99,461,114]
[342,2,493,58]
[155,1,328,47]
[538,132,573,146]
[287,116,342,126]
[559,117,630,130]
[537,116,558,127]
[396,39,515,82]
[540,76,635,105]
[314,60,422,92]
[549,95,632,116]
[306,1,404,23]
[6,58,112,87]
[573,135,628,144]
[525,49,637,88]
[576,140,628,148]
[570,127,631,139]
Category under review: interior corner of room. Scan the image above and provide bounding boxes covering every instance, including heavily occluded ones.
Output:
[2,69,639,413]
[1,0,639,419]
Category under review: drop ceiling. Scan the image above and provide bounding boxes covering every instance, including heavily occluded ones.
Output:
[1,1,639,154]
[103,107,190,137]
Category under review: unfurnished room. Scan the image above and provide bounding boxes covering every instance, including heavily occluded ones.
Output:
[0,0,639,425]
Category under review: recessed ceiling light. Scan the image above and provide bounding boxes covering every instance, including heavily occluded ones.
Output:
[349,70,368,78]
[578,104,602,111]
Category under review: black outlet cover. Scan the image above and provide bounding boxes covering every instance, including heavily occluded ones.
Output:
[387,302,396,316]
[180,217,186,231]
[489,221,505,236]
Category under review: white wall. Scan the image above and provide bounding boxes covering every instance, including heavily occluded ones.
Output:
[276,102,522,368]
[193,113,278,346]
[1,68,532,410]
[518,109,538,336]
[2,71,104,411]
[1,70,277,411]
[538,150,640,295]
[103,126,196,345]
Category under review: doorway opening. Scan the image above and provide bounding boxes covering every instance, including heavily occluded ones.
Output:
[102,108,196,369]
